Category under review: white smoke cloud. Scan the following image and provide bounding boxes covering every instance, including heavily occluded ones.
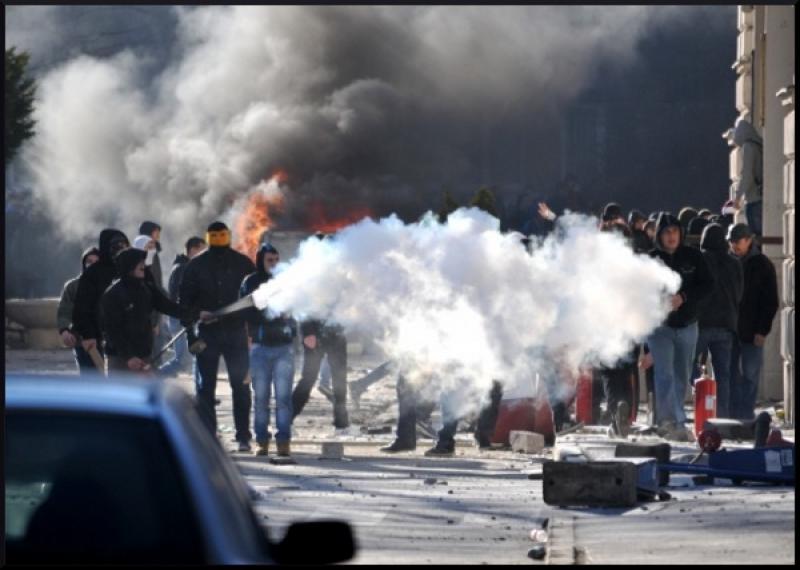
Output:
[14,5,724,249]
[253,208,680,419]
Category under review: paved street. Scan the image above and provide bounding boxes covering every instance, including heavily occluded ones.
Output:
[6,349,796,564]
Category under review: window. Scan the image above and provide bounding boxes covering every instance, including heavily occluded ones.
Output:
[5,411,206,564]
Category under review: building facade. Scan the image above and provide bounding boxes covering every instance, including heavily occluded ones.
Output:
[728,5,794,424]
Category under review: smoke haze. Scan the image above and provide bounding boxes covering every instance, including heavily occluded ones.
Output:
[9,6,725,242]
[253,208,680,417]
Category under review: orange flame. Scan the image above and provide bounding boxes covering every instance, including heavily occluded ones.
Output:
[307,201,373,233]
[233,171,287,261]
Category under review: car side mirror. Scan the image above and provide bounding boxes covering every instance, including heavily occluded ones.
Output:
[270,520,355,565]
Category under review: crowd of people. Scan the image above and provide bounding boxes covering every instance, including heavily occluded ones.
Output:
[56,189,778,457]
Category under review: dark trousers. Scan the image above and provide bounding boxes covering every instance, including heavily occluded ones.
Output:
[474,381,503,445]
[394,375,436,446]
[292,332,349,427]
[437,381,504,451]
[194,330,252,443]
[598,362,637,423]
[74,345,101,375]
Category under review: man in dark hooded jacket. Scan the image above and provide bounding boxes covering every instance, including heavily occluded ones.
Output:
[693,223,743,418]
[57,247,101,374]
[101,248,203,374]
[647,213,714,440]
[72,229,131,371]
[179,221,256,450]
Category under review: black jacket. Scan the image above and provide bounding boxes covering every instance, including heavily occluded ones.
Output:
[737,246,779,343]
[168,254,190,302]
[72,229,128,341]
[101,275,196,360]
[630,228,652,254]
[697,224,743,333]
[240,252,296,346]
[300,319,345,340]
[649,213,714,328]
[179,246,255,335]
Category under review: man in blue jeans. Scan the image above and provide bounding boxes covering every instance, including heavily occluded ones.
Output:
[647,213,714,441]
[727,223,779,420]
[692,223,743,418]
[241,243,297,457]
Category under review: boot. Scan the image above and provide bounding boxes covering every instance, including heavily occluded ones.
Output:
[277,441,291,457]
[254,441,269,456]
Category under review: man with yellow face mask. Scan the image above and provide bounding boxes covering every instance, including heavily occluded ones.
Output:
[179,221,256,451]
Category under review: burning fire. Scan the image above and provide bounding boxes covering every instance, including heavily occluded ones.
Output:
[307,201,373,233]
[233,170,287,261]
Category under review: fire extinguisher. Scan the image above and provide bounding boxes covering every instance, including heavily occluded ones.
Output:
[575,368,594,424]
[693,363,717,438]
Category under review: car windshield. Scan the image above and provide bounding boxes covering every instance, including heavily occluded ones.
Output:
[5,411,206,564]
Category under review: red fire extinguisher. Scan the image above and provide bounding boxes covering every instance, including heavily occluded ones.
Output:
[693,364,717,438]
[575,368,594,424]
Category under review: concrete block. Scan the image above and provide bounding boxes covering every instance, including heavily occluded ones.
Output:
[703,418,756,440]
[543,461,638,507]
[615,442,671,486]
[510,430,545,454]
[320,442,344,459]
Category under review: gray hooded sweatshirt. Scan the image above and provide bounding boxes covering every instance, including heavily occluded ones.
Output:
[732,118,763,204]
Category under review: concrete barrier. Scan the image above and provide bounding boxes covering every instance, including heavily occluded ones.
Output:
[5,298,61,349]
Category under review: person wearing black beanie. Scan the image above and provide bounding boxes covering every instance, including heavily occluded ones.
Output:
[101,249,203,375]
[57,246,101,375]
[180,220,256,450]
[72,228,130,373]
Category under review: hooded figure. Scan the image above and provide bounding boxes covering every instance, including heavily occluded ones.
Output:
[57,247,101,336]
[685,216,710,249]
[647,213,715,435]
[241,243,298,457]
[677,207,698,234]
[650,213,715,329]
[101,248,197,373]
[693,223,744,417]
[179,221,255,448]
[72,229,130,352]
[627,209,650,254]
